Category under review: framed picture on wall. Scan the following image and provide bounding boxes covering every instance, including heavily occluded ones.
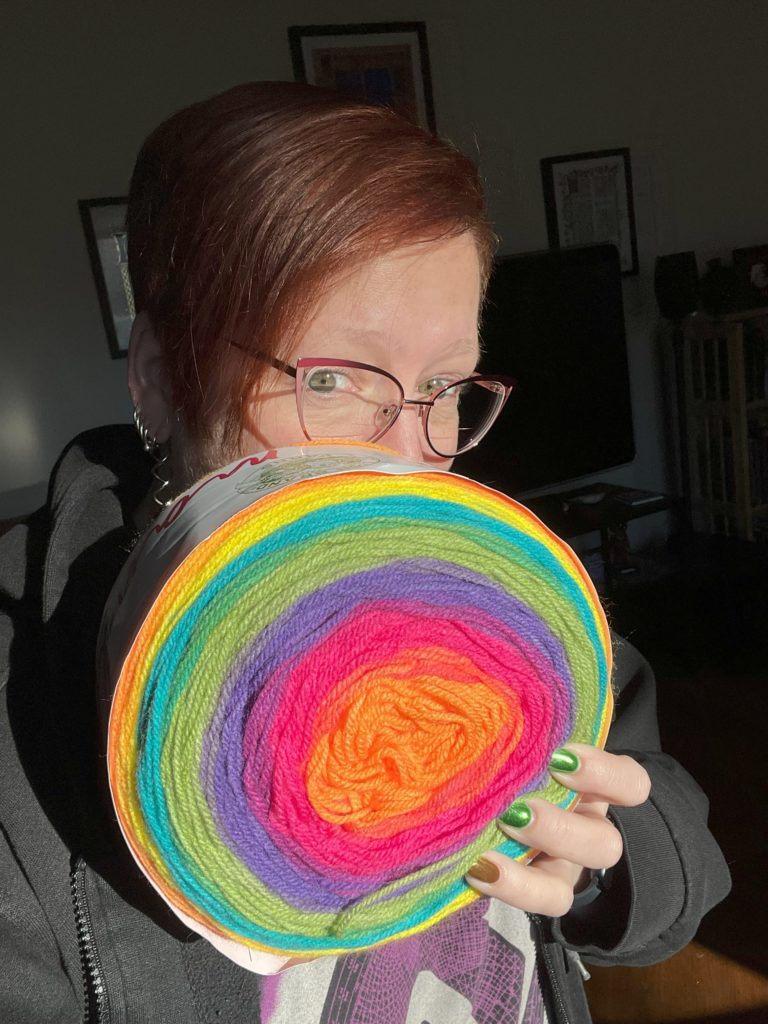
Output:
[288,22,436,131]
[78,196,134,358]
[540,148,639,275]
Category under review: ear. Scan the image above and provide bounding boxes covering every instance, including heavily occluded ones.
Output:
[127,312,174,444]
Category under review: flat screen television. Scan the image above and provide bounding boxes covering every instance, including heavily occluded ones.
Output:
[454,243,635,495]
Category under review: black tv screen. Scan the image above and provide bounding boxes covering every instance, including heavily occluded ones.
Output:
[454,244,635,494]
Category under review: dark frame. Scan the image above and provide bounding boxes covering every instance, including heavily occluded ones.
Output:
[288,21,436,131]
[540,148,639,276]
[78,196,133,358]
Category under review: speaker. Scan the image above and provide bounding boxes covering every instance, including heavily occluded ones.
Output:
[654,251,700,320]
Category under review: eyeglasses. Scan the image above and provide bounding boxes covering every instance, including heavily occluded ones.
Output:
[260,354,515,458]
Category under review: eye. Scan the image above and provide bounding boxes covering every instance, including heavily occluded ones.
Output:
[306,369,351,394]
[417,376,454,398]
[419,376,473,403]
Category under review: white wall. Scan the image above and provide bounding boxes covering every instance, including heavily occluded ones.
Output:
[3,1,768,524]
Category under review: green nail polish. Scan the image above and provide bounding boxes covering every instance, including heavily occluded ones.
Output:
[550,747,580,773]
[500,800,532,830]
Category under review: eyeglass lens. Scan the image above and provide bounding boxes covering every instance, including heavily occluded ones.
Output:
[299,365,505,456]
[426,378,506,456]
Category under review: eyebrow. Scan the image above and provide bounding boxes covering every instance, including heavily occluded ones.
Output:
[331,328,480,356]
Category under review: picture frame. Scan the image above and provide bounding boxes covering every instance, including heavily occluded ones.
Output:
[78,196,134,358]
[288,22,436,132]
[540,148,639,276]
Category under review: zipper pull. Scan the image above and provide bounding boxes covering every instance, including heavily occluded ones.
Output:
[566,949,591,982]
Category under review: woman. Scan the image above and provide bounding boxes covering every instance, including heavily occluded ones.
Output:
[0,82,729,1023]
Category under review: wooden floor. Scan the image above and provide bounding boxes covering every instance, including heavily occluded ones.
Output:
[586,534,768,1024]
[588,942,768,1023]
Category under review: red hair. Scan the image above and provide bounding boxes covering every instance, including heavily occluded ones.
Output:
[127,81,496,459]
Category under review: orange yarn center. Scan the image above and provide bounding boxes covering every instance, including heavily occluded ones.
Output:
[305,647,522,829]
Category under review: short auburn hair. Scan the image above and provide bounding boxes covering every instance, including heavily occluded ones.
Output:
[127,81,496,459]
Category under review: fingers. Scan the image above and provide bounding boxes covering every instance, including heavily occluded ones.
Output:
[464,748,650,917]
[549,744,651,807]
[465,851,580,917]
[497,798,623,869]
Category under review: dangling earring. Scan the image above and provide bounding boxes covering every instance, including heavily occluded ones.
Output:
[133,406,174,507]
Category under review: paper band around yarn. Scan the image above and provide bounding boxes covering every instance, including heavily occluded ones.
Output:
[105,445,612,966]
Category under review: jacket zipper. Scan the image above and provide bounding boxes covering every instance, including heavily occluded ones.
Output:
[70,856,110,1024]
[528,913,572,1024]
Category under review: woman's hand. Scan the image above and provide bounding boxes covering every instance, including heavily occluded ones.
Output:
[465,744,651,917]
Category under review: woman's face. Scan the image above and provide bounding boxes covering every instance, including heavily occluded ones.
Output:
[241,233,482,467]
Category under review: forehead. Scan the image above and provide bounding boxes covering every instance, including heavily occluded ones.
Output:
[297,234,482,363]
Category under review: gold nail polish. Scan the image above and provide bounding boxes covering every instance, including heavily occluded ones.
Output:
[466,857,500,885]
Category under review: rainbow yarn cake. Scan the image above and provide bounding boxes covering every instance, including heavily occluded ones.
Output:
[104,445,612,969]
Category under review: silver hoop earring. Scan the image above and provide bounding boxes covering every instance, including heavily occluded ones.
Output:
[133,405,159,455]
[133,405,174,508]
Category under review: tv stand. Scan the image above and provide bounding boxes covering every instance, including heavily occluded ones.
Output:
[523,482,676,586]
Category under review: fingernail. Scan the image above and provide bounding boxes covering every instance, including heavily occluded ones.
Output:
[550,747,580,773]
[500,800,532,830]
[466,857,500,885]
